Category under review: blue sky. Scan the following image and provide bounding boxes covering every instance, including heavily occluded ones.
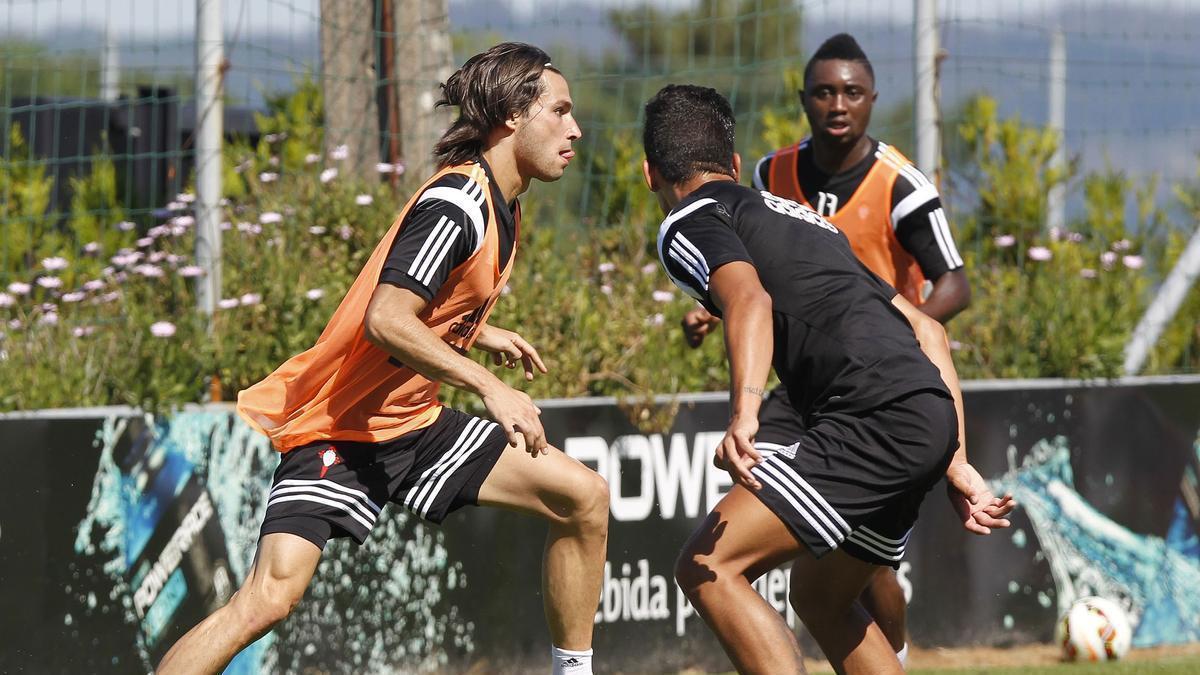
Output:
[1,0,1189,38]
[3,0,1197,202]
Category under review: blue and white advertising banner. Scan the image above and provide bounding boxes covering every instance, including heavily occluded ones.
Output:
[2,376,1198,673]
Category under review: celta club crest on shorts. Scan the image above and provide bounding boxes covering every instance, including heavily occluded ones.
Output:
[318,446,344,478]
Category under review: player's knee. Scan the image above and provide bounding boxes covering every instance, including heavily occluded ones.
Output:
[569,470,609,534]
[256,595,297,630]
[673,550,716,600]
[234,579,304,634]
[673,554,700,598]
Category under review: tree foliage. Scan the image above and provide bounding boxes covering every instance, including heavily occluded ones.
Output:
[2,74,1199,416]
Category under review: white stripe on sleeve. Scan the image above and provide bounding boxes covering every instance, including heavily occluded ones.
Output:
[674,233,711,277]
[408,216,461,282]
[656,198,720,299]
[414,221,463,285]
[418,185,486,255]
[668,243,708,293]
[890,182,939,227]
[928,208,964,268]
[899,163,933,189]
[408,215,451,279]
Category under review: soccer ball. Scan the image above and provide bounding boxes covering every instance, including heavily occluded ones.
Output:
[1055,596,1132,662]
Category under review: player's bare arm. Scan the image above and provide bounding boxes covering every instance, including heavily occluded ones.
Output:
[891,293,965,448]
[919,268,971,324]
[891,292,1016,534]
[364,283,548,454]
[708,261,773,491]
[473,323,548,381]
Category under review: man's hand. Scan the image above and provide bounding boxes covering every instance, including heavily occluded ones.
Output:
[480,381,548,456]
[715,414,762,490]
[474,324,548,382]
[946,462,1016,534]
[681,307,721,348]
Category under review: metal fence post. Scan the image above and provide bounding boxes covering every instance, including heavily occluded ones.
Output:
[195,0,224,320]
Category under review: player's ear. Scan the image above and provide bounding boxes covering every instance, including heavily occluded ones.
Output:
[505,110,521,132]
[641,159,658,191]
[731,153,741,182]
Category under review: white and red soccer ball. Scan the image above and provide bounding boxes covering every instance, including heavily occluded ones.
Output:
[1055,596,1132,662]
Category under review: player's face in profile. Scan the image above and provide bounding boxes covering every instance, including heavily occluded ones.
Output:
[802,59,877,146]
[513,70,582,182]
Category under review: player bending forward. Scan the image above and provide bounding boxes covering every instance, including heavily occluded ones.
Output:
[683,33,972,666]
[642,84,1015,674]
[157,43,607,675]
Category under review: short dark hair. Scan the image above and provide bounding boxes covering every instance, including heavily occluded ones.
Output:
[433,42,560,168]
[803,33,875,88]
[642,84,736,185]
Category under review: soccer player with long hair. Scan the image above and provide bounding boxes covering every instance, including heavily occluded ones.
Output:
[158,43,606,675]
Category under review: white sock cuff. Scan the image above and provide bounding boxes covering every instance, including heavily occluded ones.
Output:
[552,646,593,657]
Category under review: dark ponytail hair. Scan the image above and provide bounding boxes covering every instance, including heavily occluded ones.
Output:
[433,42,558,168]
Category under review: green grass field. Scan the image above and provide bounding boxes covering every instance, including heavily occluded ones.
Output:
[737,643,1200,675]
[703,656,1200,675]
[911,655,1200,674]
[694,643,1200,674]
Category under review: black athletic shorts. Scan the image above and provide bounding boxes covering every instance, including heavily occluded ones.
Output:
[260,407,509,550]
[755,386,807,448]
[748,389,957,568]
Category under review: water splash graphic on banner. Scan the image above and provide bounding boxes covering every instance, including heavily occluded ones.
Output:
[992,436,1200,646]
[71,410,474,673]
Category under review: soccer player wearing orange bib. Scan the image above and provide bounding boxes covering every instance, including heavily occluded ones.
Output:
[158,43,607,675]
[681,34,971,667]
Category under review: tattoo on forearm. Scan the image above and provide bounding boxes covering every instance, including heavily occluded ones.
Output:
[742,386,765,397]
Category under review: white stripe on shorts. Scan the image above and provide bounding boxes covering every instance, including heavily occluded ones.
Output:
[859,525,911,548]
[404,416,497,517]
[754,464,841,548]
[413,420,496,517]
[846,532,905,561]
[846,526,911,562]
[271,478,382,515]
[766,458,851,534]
[267,483,380,527]
[266,493,375,531]
[754,460,851,548]
[753,442,787,456]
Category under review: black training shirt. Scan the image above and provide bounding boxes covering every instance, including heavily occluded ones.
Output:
[657,180,949,420]
[379,158,517,300]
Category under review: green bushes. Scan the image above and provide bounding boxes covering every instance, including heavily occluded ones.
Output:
[947,96,1194,378]
[0,84,1197,413]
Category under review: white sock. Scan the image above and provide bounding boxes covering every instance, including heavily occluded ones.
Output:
[551,646,593,675]
[896,642,909,670]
